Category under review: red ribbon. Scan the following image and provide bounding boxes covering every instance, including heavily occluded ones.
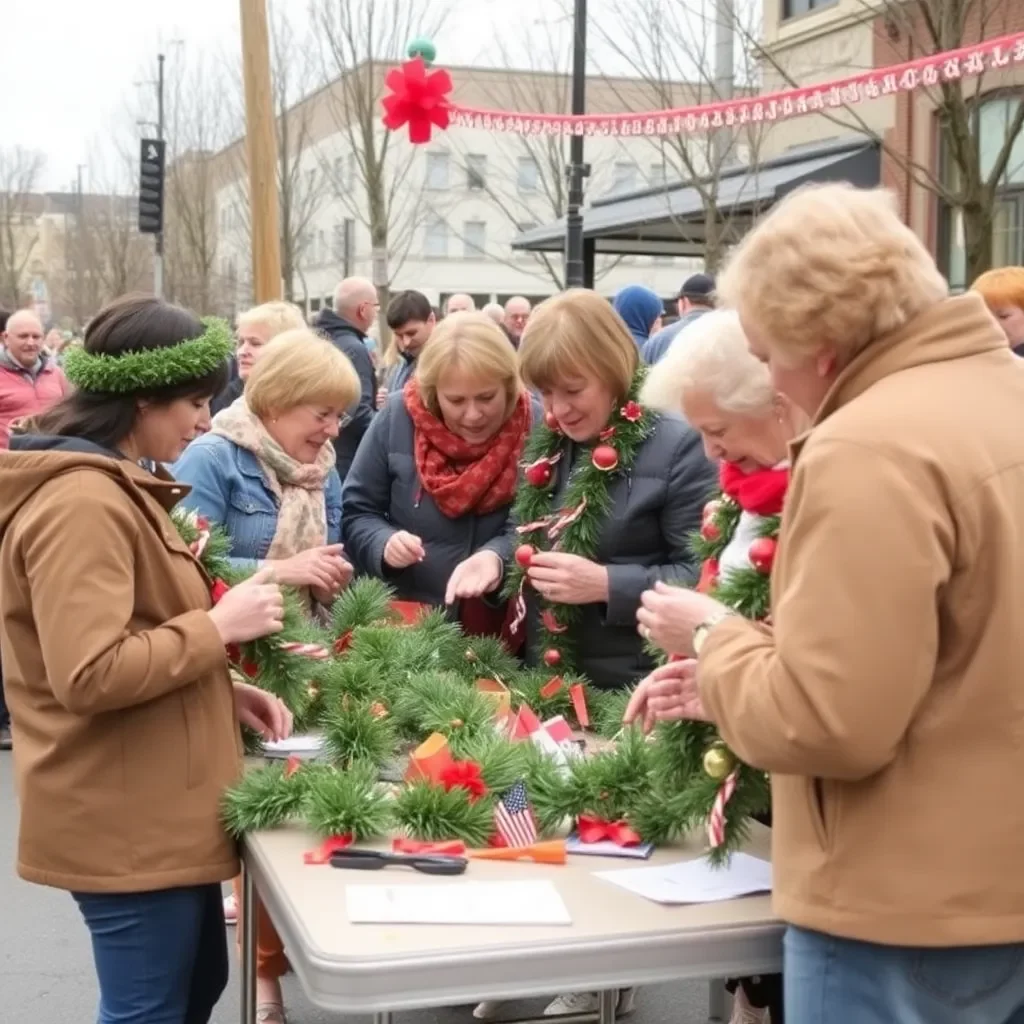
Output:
[577,814,642,847]
[210,578,231,604]
[439,760,488,801]
[719,462,789,516]
[393,838,466,856]
[303,834,354,865]
[333,631,354,655]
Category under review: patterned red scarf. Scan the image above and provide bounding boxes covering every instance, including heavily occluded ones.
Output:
[719,461,789,516]
[404,379,531,519]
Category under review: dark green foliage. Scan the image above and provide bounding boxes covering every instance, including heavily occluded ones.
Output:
[392,781,496,846]
[648,719,719,793]
[391,671,496,754]
[588,686,636,738]
[331,577,397,638]
[714,568,771,621]
[314,658,382,708]
[302,762,393,840]
[452,633,521,685]
[321,701,397,769]
[221,762,307,836]
[456,732,533,794]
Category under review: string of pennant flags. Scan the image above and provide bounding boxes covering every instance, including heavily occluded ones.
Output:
[382,31,1024,143]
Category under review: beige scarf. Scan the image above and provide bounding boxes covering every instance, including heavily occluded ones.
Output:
[210,398,335,561]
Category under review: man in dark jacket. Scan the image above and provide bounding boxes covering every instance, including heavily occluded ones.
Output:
[317,277,378,482]
[379,290,435,406]
[643,273,715,363]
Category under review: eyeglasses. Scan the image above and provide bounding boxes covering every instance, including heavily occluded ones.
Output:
[330,848,467,876]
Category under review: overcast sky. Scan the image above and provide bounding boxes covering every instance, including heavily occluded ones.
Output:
[5,0,609,191]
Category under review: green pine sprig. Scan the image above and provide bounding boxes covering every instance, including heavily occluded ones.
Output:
[321,700,398,769]
[221,762,308,836]
[455,732,533,794]
[391,781,496,846]
[331,577,397,638]
[588,686,637,738]
[509,669,589,725]
[302,762,393,840]
[391,671,496,754]
[453,633,522,684]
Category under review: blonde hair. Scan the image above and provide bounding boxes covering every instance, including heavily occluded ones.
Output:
[416,312,523,418]
[641,310,774,416]
[519,289,638,400]
[236,300,306,340]
[246,329,360,419]
[972,266,1024,312]
[717,184,948,366]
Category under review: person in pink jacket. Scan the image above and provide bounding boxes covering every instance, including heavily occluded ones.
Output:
[0,310,70,450]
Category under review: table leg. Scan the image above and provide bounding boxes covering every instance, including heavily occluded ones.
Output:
[597,989,618,1024]
[240,866,258,1024]
[707,979,729,1022]
[373,1014,394,1024]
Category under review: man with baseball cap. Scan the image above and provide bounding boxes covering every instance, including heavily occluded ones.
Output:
[644,272,715,363]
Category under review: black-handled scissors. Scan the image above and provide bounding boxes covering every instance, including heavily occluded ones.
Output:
[329,848,468,876]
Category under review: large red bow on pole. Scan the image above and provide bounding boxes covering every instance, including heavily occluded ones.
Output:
[381,58,453,144]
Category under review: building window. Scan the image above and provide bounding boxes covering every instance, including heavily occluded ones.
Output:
[463,220,487,258]
[610,162,638,193]
[781,0,837,18]
[466,154,487,190]
[424,218,448,258]
[649,163,668,187]
[517,157,539,193]
[426,152,450,190]
[941,93,1024,290]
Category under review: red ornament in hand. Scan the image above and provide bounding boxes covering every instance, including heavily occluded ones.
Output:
[749,537,777,574]
[515,544,536,568]
[543,648,562,667]
[525,458,553,488]
[592,444,619,472]
[381,58,453,144]
[544,410,561,431]
[701,520,721,541]
[702,499,722,522]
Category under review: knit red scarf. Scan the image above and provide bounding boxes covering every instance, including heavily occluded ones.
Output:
[404,380,531,519]
[719,461,789,516]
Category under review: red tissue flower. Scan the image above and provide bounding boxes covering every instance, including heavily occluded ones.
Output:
[620,401,643,423]
[439,760,488,801]
[381,58,453,144]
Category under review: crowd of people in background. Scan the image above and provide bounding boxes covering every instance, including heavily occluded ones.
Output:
[4,191,1024,1024]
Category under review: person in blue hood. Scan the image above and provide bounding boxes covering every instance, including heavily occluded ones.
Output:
[612,285,664,352]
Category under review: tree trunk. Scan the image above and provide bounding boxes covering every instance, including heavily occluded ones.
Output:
[961,192,994,285]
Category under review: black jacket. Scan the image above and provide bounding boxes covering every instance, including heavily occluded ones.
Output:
[342,393,527,606]
[491,414,717,689]
[316,309,377,483]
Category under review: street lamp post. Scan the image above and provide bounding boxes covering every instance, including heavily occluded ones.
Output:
[564,0,590,289]
[155,53,165,299]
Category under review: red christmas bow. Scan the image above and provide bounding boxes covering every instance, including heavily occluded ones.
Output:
[381,58,453,144]
[577,814,642,847]
[439,760,488,801]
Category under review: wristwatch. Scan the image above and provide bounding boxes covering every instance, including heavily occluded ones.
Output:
[693,611,734,656]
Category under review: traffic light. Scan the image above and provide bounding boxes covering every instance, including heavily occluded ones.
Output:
[138,138,166,235]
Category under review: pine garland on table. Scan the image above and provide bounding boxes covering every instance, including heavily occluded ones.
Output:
[503,368,654,675]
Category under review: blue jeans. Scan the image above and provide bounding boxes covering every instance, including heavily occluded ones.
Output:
[73,883,228,1024]
[785,925,1024,1024]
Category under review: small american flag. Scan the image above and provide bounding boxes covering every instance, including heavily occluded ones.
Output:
[494,781,538,848]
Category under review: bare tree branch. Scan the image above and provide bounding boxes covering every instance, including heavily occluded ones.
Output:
[0,147,46,309]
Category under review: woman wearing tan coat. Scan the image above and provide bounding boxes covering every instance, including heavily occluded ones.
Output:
[0,295,292,1024]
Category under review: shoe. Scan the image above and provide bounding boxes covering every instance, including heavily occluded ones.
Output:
[729,989,767,1024]
[543,991,636,1017]
[0,724,11,751]
[223,892,238,925]
[256,1005,287,1024]
[473,1001,505,1019]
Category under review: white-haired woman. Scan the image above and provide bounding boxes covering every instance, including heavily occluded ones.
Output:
[630,183,1024,1024]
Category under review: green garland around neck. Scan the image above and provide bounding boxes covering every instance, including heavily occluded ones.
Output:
[504,365,654,675]
[63,317,233,394]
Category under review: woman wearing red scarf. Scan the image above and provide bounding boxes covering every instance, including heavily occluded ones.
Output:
[343,312,534,626]
[633,310,807,1024]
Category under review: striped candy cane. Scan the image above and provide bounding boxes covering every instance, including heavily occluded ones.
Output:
[278,642,331,660]
[707,768,739,849]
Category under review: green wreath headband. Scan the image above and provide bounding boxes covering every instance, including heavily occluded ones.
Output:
[63,317,234,394]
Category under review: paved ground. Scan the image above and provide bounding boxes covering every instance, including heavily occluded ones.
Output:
[0,752,721,1024]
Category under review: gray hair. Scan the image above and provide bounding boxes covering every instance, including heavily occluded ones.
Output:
[640,309,774,416]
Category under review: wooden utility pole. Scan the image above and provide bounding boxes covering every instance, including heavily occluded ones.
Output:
[240,0,282,302]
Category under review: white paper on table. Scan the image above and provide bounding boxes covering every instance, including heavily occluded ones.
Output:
[262,733,324,758]
[594,853,772,904]
[346,880,572,925]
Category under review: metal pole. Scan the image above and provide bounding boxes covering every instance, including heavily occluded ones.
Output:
[564,0,589,290]
[240,864,257,1024]
[154,53,165,299]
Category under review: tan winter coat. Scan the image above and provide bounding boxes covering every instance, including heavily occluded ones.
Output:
[0,437,241,893]
[700,293,1024,946]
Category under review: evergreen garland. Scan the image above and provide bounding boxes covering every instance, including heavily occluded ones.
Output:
[391,781,497,846]
[221,761,310,836]
[321,700,397,769]
[503,368,654,673]
[302,762,393,840]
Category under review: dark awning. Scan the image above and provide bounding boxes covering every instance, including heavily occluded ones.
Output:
[512,138,880,257]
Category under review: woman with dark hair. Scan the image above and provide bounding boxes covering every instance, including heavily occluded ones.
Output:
[0,294,292,1024]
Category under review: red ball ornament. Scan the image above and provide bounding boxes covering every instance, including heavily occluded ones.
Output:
[544,410,561,431]
[525,458,553,488]
[515,544,536,568]
[591,444,619,472]
[543,648,562,667]
[749,537,777,574]
[700,520,721,542]
[702,499,722,522]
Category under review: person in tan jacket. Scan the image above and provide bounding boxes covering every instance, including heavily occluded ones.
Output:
[0,294,293,1024]
[630,184,1024,1024]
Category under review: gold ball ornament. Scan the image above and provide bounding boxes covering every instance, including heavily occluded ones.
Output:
[703,743,737,780]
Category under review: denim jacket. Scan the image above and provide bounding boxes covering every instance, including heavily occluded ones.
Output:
[172,433,342,571]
